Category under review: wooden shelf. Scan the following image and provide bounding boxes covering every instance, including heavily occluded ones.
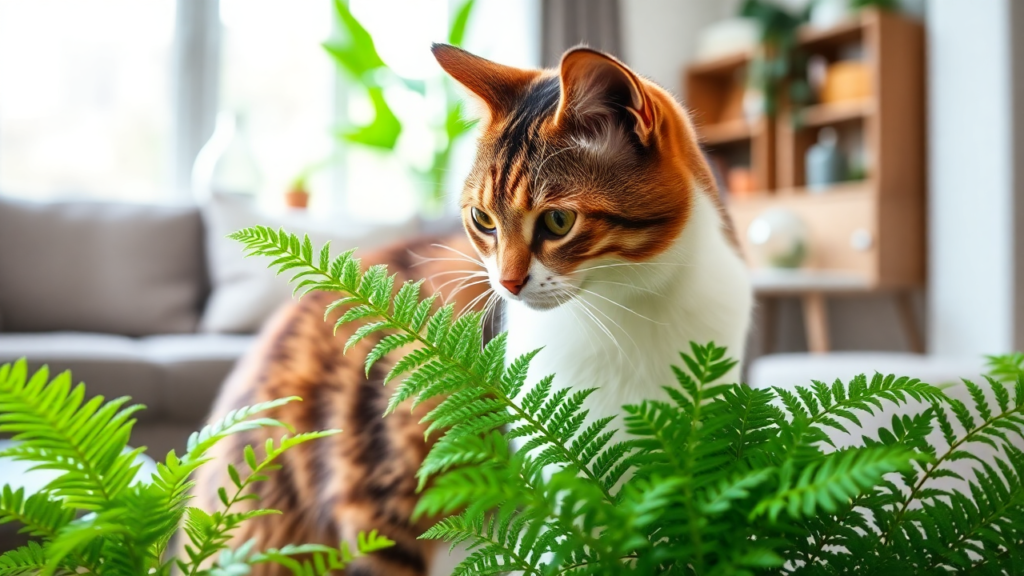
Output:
[699,118,753,145]
[798,17,864,50]
[730,181,873,205]
[687,51,749,77]
[799,100,874,128]
[750,268,873,295]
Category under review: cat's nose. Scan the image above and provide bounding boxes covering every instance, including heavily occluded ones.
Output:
[500,275,530,296]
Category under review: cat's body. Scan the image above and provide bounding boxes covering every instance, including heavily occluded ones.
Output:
[192,45,751,575]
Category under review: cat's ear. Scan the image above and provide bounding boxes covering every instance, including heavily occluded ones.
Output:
[432,43,538,122]
[553,48,656,147]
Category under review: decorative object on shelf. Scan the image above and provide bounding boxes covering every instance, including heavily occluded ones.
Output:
[191,112,263,201]
[807,54,829,102]
[821,60,872,103]
[809,0,854,29]
[284,175,310,209]
[812,0,900,29]
[695,17,760,61]
[747,207,809,268]
[727,166,756,197]
[806,127,846,191]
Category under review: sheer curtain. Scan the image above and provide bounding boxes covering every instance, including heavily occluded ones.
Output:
[540,0,622,67]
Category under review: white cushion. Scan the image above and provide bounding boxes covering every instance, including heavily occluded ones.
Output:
[199,194,418,333]
[748,352,986,390]
[748,353,1002,486]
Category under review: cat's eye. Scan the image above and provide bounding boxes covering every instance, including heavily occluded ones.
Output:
[471,207,496,233]
[542,209,576,236]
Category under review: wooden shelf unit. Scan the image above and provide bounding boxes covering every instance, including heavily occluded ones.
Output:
[685,8,925,292]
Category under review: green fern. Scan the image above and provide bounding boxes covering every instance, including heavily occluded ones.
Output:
[0,359,390,575]
[233,225,1024,575]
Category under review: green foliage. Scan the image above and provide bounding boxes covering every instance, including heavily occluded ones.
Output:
[322,0,478,213]
[0,360,391,575]
[237,224,1024,575]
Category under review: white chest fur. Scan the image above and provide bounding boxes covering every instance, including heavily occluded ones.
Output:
[504,192,752,422]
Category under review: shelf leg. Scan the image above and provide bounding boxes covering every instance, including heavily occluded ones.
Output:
[758,296,778,355]
[802,293,831,353]
[896,291,925,354]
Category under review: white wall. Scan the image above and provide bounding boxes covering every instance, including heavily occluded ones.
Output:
[927,0,1018,356]
[619,0,738,95]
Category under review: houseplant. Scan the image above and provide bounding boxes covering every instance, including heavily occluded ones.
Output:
[233,225,1024,574]
[321,0,478,217]
[0,361,392,575]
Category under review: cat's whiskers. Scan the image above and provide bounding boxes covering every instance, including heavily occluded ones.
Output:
[575,292,641,368]
[574,286,667,326]
[411,255,484,268]
[582,279,661,296]
[436,276,490,302]
[426,270,487,292]
[482,291,503,335]
[553,288,598,357]
[461,285,495,316]
[572,261,690,275]
[429,243,486,267]
[567,292,634,368]
[427,268,488,279]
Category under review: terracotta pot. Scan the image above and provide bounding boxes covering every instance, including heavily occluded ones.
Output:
[285,189,309,209]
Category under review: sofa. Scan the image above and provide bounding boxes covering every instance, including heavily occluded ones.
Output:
[0,194,417,457]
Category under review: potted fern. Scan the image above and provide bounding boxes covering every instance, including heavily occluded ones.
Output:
[230,225,1024,574]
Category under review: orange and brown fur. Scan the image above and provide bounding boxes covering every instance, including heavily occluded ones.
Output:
[192,238,489,576]
[193,44,751,575]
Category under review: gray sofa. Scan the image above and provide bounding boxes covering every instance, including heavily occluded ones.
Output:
[0,193,419,457]
[0,197,255,457]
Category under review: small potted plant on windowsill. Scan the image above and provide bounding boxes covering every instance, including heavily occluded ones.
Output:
[285,174,310,209]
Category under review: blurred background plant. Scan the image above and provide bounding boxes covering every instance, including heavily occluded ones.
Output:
[740,0,811,119]
[320,0,477,218]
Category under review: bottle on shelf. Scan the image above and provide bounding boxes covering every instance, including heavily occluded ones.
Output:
[806,127,845,192]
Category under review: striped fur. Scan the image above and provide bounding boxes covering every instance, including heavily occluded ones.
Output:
[191,238,489,576]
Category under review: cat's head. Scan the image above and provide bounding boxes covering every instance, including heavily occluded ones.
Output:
[433,44,714,310]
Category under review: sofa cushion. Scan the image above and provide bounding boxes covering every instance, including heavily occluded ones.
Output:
[0,332,254,423]
[0,332,164,420]
[142,334,254,421]
[0,197,206,336]
[199,193,416,334]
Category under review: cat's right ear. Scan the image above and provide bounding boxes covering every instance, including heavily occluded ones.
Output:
[432,43,538,123]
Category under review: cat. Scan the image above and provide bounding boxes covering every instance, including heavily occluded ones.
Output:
[192,44,751,576]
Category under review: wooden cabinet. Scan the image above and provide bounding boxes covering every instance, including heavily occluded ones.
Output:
[685,9,925,291]
[686,9,925,352]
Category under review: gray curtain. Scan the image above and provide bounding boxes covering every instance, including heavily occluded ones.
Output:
[541,0,622,67]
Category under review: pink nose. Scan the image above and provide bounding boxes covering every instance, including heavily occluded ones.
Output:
[500,276,529,295]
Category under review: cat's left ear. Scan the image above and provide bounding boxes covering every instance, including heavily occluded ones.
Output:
[553,48,656,147]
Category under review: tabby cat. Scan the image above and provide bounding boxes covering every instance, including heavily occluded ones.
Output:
[193,44,751,575]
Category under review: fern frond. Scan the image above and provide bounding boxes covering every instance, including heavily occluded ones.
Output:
[0,361,144,510]
[0,486,74,539]
[0,542,55,576]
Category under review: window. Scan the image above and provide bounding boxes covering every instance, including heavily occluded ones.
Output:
[218,0,339,212]
[0,0,538,215]
[0,0,176,201]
